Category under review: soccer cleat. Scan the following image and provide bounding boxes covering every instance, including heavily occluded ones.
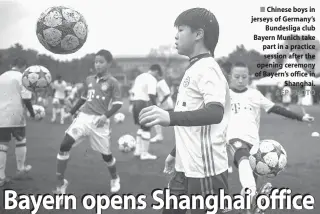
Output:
[133,150,141,157]
[140,153,157,160]
[150,135,163,143]
[15,165,32,178]
[228,166,233,173]
[251,182,273,214]
[110,176,120,193]
[53,179,69,195]
[0,177,11,187]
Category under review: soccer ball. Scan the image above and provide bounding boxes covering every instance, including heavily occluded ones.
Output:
[22,65,52,91]
[114,113,125,123]
[27,105,46,120]
[118,135,136,153]
[36,6,88,54]
[249,139,287,177]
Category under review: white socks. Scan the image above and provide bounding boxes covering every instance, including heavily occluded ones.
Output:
[154,125,163,137]
[60,108,65,123]
[15,139,27,171]
[0,140,28,180]
[238,159,257,197]
[52,108,66,123]
[52,108,57,121]
[140,131,151,155]
[134,129,142,156]
[0,144,8,180]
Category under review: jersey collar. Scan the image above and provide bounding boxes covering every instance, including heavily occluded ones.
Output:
[95,73,111,81]
[231,87,248,93]
[187,53,212,69]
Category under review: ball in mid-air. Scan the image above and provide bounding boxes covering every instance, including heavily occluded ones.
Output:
[22,65,52,91]
[36,6,88,54]
[249,139,287,177]
[118,135,136,153]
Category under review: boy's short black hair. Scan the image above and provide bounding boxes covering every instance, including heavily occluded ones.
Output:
[11,57,27,68]
[219,60,233,74]
[150,64,163,76]
[174,8,219,57]
[232,62,248,68]
[96,49,113,63]
[230,62,249,74]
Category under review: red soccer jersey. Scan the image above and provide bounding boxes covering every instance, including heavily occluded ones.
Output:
[80,74,122,116]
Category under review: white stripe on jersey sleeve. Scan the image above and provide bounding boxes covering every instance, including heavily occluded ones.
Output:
[112,101,123,105]
[197,67,227,107]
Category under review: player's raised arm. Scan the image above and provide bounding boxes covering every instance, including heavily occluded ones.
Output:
[51,81,56,97]
[21,85,35,118]
[259,91,313,122]
[169,68,225,126]
[63,81,68,98]
[170,146,176,157]
[105,79,123,118]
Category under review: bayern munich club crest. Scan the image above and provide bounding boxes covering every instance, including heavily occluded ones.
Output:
[101,82,109,91]
[234,141,243,148]
[183,76,190,87]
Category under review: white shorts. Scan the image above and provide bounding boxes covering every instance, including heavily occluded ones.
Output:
[66,112,111,155]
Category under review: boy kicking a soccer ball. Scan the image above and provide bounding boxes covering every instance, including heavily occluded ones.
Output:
[53,50,123,194]
[226,62,314,214]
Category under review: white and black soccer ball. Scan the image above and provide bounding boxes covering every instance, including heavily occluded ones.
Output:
[27,105,46,120]
[36,6,88,54]
[118,134,136,153]
[22,65,52,91]
[249,139,287,177]
[114,113,125,123]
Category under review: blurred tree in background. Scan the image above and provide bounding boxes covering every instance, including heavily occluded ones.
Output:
[1,34,319,88]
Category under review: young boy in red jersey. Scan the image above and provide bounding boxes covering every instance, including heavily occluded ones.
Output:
[53,50,123,194]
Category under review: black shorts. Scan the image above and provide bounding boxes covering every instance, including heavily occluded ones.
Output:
[132,100,151,131]
[163,171,229,214]
[53,98,65,106]
[228,138,253,168]
[59,99,65,105]
[0,127,26,142]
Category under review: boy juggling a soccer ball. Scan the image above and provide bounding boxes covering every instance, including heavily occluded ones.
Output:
[54,49,123,195]
[226,62,314,214]
[0,58,37,186]
[140,8,231,214]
